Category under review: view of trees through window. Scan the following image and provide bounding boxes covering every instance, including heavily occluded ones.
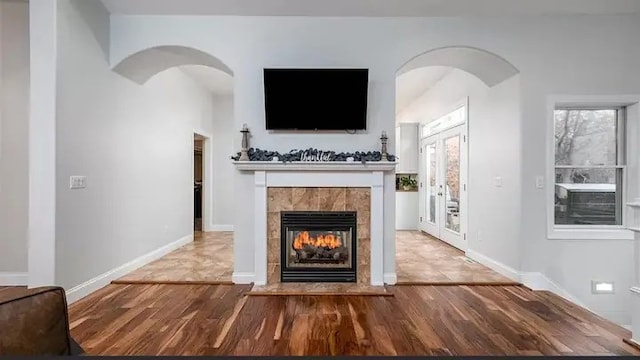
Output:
[445,136,460,232]
[554,109,622,225]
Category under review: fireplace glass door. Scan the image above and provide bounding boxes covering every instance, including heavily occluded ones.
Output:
[285,229,353,268]
[281,212,357,282]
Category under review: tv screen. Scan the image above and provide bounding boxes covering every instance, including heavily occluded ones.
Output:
[264,68,369,130]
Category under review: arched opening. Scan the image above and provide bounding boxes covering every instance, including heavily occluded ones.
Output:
[397,46,519,87]
[394,46,521,285]
[101,46,236,286]
[113,45,234,84]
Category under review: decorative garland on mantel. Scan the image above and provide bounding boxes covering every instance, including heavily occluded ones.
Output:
[231,148,396,163]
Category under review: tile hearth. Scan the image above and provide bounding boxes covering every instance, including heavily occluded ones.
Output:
[247,283,391,296]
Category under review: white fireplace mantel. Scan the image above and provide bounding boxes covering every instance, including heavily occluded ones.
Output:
[232,161,398,172]
[234,161,396,286]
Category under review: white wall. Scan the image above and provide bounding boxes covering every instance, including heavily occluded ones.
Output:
[403,66,633,325]
[471,76,522,271]
[108,16,640,318]
[0,0,29,274]
[110,16,403,281]
[54,0,215,290]
[397,69,485,125]
[398,69,522,271]
[517,26,639,326]
[210,95,235,230]
[40,12,638,323]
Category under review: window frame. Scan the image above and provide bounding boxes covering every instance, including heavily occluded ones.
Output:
[546,96,637,240]
[422,105,466,138]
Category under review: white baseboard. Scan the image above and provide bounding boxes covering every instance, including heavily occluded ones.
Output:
[465,250,592,311]
[520,271,588,309]
[0,272,28,286]
[209,224,234,232]
[232,272,254,284]
[519,272,550,290]
[383,272,397,285]
[65,234,193,304]
[465,249,520,281]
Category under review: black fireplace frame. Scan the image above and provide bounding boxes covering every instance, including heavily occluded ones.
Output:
[280,211,357,283]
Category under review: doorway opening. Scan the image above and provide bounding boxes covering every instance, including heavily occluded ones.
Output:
[420,106,467,251]
[394,46,521,285]
[194,135,204,232]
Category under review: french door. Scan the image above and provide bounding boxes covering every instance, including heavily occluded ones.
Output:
[419,124,467,251]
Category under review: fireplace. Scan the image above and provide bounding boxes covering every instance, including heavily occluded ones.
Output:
[281,211,357,282]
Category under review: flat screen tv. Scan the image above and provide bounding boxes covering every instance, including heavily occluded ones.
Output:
[264,68,369,130]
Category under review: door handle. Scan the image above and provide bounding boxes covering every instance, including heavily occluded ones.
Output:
[437,192,443,196]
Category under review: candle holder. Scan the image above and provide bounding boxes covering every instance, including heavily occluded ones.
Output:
[239,124,250,161]
[380,131,389,162]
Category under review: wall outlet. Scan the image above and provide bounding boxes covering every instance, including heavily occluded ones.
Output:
[69,176,87,189]
[535,176,545,189]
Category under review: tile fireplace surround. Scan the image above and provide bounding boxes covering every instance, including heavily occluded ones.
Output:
[234,161,397,286]
[268,187,370,284]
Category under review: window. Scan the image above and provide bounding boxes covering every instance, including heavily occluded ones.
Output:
[553,107,625,226]
[422,106,466,138]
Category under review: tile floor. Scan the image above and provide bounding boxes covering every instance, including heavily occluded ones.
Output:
[396,230,515,284]
[114,231,233,284]
[115,230,513,285]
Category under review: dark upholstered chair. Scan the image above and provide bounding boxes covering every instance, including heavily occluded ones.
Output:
[0,286,84,355]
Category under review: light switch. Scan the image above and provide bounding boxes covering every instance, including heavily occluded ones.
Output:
[70,176,87,189]
[536,176,545,189]
[494,176,503,187]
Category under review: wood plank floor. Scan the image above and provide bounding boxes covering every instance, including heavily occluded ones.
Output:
[68,284,638,356]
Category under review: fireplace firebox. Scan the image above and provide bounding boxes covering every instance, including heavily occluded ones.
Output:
[280,211,357,282]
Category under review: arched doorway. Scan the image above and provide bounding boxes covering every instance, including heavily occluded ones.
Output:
[395,46,521,284]
[105,46,236,285]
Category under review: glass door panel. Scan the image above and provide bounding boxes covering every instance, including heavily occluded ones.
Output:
[444,135,461,233]
[426,143,437,225]
[420,123,466,251]
[420,137,440,237]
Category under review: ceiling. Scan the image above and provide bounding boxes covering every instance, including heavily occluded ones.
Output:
[396,66,452,114]
[100,0,640,16]
[180,65,234,95]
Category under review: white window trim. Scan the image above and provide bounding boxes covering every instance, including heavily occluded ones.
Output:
[420,97,469,139]
[546,95,640,240]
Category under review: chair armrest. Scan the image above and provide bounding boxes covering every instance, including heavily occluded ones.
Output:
[0,286,76,355]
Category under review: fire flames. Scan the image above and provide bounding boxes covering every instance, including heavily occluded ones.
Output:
[293,231,342,250]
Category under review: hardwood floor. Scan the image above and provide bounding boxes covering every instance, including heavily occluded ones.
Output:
[68,284,638,356]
